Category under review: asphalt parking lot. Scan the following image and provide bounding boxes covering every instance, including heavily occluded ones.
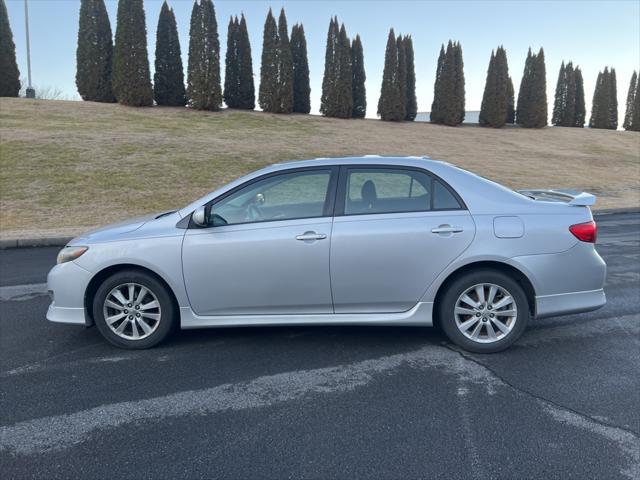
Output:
[1,212,638,479]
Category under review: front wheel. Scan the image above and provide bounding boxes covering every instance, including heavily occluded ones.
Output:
[93,270,176,349]
[438,270,530,353]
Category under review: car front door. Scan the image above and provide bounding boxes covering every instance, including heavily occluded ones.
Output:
[330,166,475,313]
[182,167,338,316]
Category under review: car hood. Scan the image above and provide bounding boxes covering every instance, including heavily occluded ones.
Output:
[68,212,162,245]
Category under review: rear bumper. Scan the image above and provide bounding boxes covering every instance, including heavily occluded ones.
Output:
[535,288,606,319]
[509,241,607,319]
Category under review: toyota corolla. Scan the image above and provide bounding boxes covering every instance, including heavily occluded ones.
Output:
[47,156,606,353]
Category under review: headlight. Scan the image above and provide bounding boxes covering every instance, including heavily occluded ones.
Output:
[56,246,88,264]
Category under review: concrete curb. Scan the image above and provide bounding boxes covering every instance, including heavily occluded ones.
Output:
[0,208,637,250]
[0,237,73,250]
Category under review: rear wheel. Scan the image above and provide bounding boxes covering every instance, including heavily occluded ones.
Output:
[438,270,529,353]
[93,270,176,349]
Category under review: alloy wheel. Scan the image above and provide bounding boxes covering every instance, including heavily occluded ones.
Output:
[102,282,162,340]
[454,283,517,344]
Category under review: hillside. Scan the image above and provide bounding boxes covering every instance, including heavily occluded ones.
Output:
[1,98,639,239]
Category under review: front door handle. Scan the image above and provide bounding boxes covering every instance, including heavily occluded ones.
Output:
[296,231,327,241]
[431,225,463,234]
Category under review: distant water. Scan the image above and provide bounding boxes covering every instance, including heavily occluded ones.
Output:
[416,111,480,124]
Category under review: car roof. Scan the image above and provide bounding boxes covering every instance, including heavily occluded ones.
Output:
[268,155,452,171]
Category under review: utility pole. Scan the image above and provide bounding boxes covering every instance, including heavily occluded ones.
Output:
[24,0,35,98]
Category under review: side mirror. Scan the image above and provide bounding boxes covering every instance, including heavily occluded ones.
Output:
[192,206,207,227]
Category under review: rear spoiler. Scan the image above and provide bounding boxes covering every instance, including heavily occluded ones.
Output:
[518,189,596,207]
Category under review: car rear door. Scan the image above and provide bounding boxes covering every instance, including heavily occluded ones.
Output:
[182,167,338,316]
[330,166,475,313]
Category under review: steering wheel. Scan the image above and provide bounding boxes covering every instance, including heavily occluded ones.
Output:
[245,203,263,222]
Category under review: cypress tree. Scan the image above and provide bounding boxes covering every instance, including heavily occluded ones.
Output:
[236,14,255,109]
[452,42,466,125]
[273,8,293,113]
[563,62,577,126]
[431,41,464,126]
[506,76,515,124]
[480,46,509,127]
[258,9,278,112]
[112,0,153,106]
[623,71,638,130]
[187,0,222,111]
[291,24,311,113]
[154,1,185,106]
[378,28,404,121]
[223,16,239,107]
[76,0,115,102]
[396,35,407,119]
[320,17,339,116]
[0,0,19,97]
[403,36,417,121]
[430,45,446,123]
[321,18,352,118]
[335,23,353,118]
[351,34,366,118]
[630,78,640,132]
[589,71,604,128]
[552,61,566,126]
[608,68,618,129]
[574,67,585,127]
[517,47,547,127]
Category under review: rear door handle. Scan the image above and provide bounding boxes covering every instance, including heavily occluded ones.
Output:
[431,225,463,234]
[296,231,327,241]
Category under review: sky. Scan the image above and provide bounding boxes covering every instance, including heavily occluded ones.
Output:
[4,0,640,121]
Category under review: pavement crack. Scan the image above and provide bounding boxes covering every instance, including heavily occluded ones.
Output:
[445,344,640,480]
[446,344,640,438]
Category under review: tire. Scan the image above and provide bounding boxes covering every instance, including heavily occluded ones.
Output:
[438,269,530,353]
[93,269,176,349]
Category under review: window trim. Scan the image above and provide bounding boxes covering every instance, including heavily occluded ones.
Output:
[334,165,467,217]
[188,166,339,229]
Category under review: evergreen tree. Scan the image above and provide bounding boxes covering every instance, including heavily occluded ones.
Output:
[223,16,239,107]
[236,14,255,109]
[291,23,311,113]
[187,0,222,110]
[154,1,185,106]
[378,28,404,121]
[552,61,566,126]
[516,47,547,127]
[258,9,278,112]
[320,17,338,116]
[351,34,366,118]
[396,35,407,119]
[112,0,153,106]
[403,36,417,121]
[431,41,465,126]
[0,0,19,97]
[479,46,510,127]
[452,42,466,125]
[590,67,618,130]
[506,76,515,124]
[430,45,445,123]
[630,77,640,132]
[76,0,115,102]
[321,18,352,118]
[608,68,618,129]
[574,66,585,127]
[623,71,637,130]
[273,8,293,113]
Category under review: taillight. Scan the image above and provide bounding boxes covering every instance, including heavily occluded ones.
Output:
[569,221,597,243]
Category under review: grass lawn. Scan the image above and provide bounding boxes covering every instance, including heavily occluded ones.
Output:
[0,98,639,239]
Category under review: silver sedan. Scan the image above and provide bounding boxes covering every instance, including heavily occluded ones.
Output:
[47,156,606,353]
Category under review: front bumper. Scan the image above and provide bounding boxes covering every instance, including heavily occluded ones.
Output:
[46,261,92,325]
